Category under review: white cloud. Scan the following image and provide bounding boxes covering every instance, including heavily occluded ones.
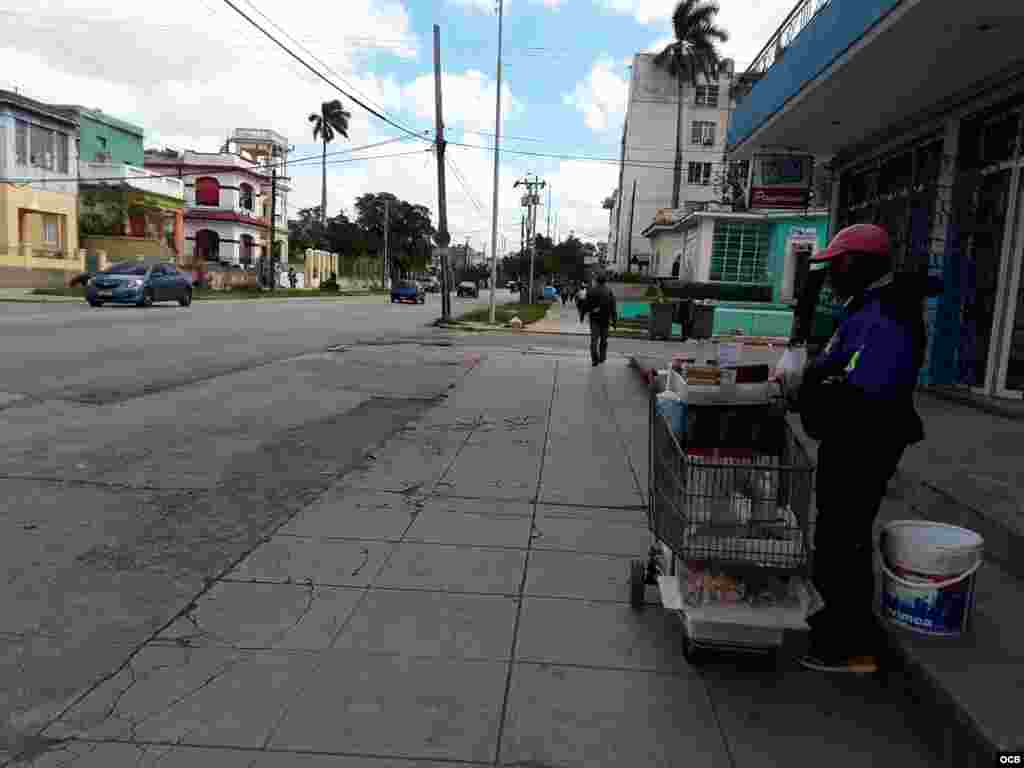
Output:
[599,0,798,70]
[448,0,495,13]
[403,70,521,135]
[562,58,629,134]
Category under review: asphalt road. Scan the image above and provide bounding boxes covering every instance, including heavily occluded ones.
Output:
[0,289,516,754]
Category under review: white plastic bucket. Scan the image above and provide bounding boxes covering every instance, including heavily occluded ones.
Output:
[881,520,984,576]
[878,521,984,637]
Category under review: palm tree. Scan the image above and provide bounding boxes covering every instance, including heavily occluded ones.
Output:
[309,99,352,226]
[654,0,729,209]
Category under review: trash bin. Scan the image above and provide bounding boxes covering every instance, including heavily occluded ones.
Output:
[676,299,694,340]
[691,301,715,339]
[648,302,675,340]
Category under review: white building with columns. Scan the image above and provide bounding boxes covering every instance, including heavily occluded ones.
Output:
[144,128,289,270]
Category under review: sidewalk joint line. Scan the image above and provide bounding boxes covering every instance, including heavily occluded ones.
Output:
[492,359,559,766]
[261,412,481,749]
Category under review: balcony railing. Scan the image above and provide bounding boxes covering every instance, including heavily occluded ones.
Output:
[80,162,185,200]
[745,0,833,76]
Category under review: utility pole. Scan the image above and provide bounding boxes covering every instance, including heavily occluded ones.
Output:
[514,174,545,302]
[383,198,390,290]
[626,179,637,274]
[267,168,277,291]
[544,184,552,239]
[433,24,452,321]
[488,0,504,323]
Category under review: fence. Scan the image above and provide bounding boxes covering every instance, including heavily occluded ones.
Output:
[745,0,833,76]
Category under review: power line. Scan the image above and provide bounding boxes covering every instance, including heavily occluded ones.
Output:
[449,141,742,172]
[0,140,423,184]
[237,0,423,141]
[218,0,429,143]
[446,156,487,217]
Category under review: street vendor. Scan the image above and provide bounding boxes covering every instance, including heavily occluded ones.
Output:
[777,223,928,674]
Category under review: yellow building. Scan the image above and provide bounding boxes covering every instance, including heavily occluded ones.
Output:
[0,90,83,288]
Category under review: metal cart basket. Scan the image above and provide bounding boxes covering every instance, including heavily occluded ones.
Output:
[631,380,818,662]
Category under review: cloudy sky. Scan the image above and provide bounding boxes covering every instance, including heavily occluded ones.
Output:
[2,0,795,255]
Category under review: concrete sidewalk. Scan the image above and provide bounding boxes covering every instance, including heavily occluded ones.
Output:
[528,300,589,335]
[11,348,939,767]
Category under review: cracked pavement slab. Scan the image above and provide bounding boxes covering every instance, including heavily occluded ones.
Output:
[228,537,395,588]
[44,646,320,749]
[154,581,364,651]
[279,489,424,541]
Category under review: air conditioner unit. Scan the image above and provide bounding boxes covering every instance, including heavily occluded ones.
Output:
[703,138,714,146]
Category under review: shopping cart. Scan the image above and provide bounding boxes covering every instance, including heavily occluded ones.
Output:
[630,377,818,663]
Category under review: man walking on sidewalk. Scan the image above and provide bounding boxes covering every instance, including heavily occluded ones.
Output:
[582,272,617,366]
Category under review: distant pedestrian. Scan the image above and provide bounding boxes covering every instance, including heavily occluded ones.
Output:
[582,273,616,366]
[576,283,588,323]
[288,267,297,289]
[561,284,570,306]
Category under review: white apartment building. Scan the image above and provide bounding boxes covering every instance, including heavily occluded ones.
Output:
[609,54,755,275]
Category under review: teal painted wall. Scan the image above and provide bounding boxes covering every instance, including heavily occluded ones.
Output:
[78,109,144,166]
[767,215,830,303]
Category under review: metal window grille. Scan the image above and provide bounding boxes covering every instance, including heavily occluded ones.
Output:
[688,162,713,185]
[691,121,716,145]
[710,220,770,284]
[695,85,720,107]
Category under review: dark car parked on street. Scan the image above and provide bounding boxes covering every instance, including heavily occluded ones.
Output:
[456,281,479,298]
[86,262,193,308]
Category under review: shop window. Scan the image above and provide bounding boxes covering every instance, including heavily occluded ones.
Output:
[710,220,770,284]
[195,177,220,207]
[914,140,944,190]
[982,112,1020,166]
[239,183,254,211]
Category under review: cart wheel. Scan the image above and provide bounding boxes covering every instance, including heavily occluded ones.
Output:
[629,560,646,610]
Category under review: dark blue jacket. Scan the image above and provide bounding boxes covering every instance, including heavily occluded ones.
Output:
[798,273,926,447]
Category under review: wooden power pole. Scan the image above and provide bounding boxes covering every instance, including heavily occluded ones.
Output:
[433,24,452,321]
[267,168,277,291]
[383,198,390,290]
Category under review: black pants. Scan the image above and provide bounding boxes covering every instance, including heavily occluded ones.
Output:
[808,439,905,658]
[589,317,609,364]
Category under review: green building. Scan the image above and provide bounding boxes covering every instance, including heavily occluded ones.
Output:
[53,106,144,166]
[642,207,832,338]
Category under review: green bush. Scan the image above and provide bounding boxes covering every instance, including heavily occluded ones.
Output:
[319,276,340,292]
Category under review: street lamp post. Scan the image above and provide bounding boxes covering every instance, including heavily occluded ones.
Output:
[488,0,504,324]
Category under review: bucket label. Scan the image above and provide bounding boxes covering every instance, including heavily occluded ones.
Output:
[882,576,972,635]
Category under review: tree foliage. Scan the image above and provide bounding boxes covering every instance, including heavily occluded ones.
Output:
[654,0,729,87]
[288,192,437,277]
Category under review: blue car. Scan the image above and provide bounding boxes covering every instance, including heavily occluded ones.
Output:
[391,280,426,304]
[86,262,193,308]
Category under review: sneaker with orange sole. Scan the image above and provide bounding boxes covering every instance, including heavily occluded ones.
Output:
[798,654,880,674]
